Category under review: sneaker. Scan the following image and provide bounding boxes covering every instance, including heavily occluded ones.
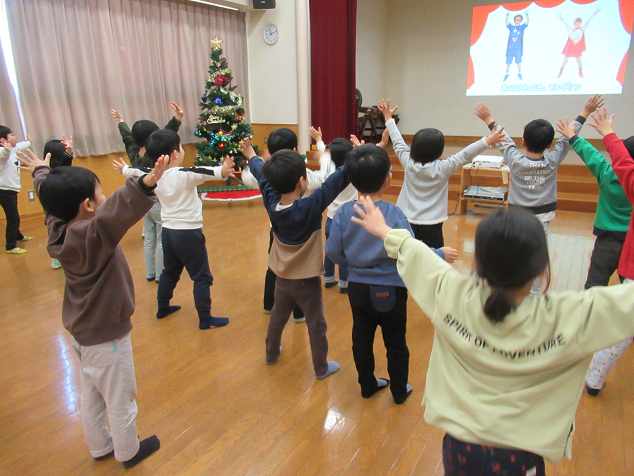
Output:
[51,258,62,269]
[264,308,272,315]
[579,71,585,78]
[6,247,27,254]
[294,316,306,323]
[18,236,33,241]
[324,281,337,289]
[339,287,348,294]
[503,73,509,81]
[518,73,523,80]
[586,384,600,396]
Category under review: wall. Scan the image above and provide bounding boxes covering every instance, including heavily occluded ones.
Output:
[355,0,388,108]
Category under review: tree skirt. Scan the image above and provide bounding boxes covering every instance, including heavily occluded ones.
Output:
[200,185,261,202]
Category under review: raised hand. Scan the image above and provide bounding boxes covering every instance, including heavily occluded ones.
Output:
[588,108,615,137]
[112,157,129,174]
[555,117,575,139]
[0,138,11,151]
[350,134,365,147]
[486,125,506,146]
[221,155,236,179]
[475,103,493,124]
[440,247,459,263]
[378,99,398,121]
[583,94,604,117]
[171,102,184,121]
[309,126,322,143]
[238,137,257,160]
[142,155,169,188]
[350,195,392,240]
[61,135,73,154]
[17,149,50,173]
[377,128,390,149]
[110,109,124,122]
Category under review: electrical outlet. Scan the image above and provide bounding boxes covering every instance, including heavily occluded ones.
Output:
[27,190,35,201]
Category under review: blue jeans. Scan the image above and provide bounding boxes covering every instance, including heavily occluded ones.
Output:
[324,218,349,286]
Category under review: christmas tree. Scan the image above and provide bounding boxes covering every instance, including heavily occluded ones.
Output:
[194,36,256,169]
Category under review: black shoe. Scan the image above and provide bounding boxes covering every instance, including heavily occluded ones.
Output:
[325,281,337,288]
[123,436,160,468]
[586,384,600,396]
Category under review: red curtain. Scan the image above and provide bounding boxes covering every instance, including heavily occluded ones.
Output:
[309,0,357,144]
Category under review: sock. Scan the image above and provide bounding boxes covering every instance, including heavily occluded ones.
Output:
[123,436,160,469]
[266,346,283,365]
[199,316,229,329]
[361,378,390,398]
[316,361,340,380]
[156,305,181,319]
[394,383,413,405]
[94,450,114,461]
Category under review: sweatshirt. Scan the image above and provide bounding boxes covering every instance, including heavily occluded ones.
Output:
[383,228,634,463]
[386,118,489,225]
[249,156,350,279]
[117,116,181,167]
[0,141,31,192]
[604,133,634,279]
[489,117,584,214]
[315,140,358,219]
[569,135,631,237]
[32,167,157,346]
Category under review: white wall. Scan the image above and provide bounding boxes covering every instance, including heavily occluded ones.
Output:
[355,0,388,108]
[246,1,299,124]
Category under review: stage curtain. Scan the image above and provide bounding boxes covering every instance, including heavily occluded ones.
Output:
[309,0,357,144]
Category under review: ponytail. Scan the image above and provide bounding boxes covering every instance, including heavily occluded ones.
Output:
[483,286,516,323]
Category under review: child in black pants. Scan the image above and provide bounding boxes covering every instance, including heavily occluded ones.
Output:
[326,144,457,403]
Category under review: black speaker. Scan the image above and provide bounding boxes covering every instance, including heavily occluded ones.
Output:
[253,0,276,9]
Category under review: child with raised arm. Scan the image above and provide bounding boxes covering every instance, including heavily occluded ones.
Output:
[309,126,357,293]
[17,149,166,469]
[352,194,634,476]
[568,108,634,396]
[378,99,505,248]
[475,95,603,294]
[326,144,457,404]
[240,138,348,379]
[0,126,32,254]
[143,129,233,329]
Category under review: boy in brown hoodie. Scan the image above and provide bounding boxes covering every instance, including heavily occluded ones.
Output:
[18,149,166,469]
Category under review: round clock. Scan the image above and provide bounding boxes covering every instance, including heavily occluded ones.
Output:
[263,23,279,45]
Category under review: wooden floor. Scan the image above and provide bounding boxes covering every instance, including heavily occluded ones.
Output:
[0,198,632,476]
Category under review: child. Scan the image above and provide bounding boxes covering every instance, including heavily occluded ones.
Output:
[352,195,634,475]
[475,95,603,293]
[241,138,347,379]
[309,126,357,293]
[145,129,233,330]
[17,148,165,469]
[325,144,458,403]
[503,11,529,81]
[569,107,634,396]
[110,103,183,282]
[556,9,600,78]
[378,99,505,248]
[0,126,32,254]
[44,135,74,269]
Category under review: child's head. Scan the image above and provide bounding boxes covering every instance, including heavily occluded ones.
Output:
[268,127,298,154]
[146,129,183,165]
[574,18,582,27]
[261,150,307,195]
[0,125,16,147]
[523,119,555,154]
[44,140,68,169]
[514,14,523,25]
[344,144,391,194]
[623,136,634,160]
[475,208,550,323]
[131,120,160,149]
[38,167,105,222]
[327,138,354,168]
[410,128,445,165]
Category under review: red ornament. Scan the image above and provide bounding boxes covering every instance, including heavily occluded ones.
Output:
[214,76,224,86]
[236,116,243,121]
[219,143,225,149]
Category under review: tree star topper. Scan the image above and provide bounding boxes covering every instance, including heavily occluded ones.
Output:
[209,36,224,50]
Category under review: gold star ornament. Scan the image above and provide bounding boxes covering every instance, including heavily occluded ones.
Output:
[209,36,224,50]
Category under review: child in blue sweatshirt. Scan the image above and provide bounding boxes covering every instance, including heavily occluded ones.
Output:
[241,138,347,379]
[326,144,457,403]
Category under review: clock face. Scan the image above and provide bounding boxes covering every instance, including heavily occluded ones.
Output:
[263,23,278,45]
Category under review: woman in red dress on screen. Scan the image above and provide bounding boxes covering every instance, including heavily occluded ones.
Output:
[556,8,600,79]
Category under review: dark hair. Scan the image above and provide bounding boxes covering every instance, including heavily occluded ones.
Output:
[44,140,69,169]
[523,119,555,154]
[145,129,181,164]
[268,127,297,154]
[327,138,354,168]
[475,208,550,323]
[514,15,523,22]
[38,166,101,222]
[344,144,391,194]
[574,17,582,23]
[410,128,445,164]
[131,120,160,149]
[0,125,11,140]
[261,149,307,194]
[623,136,634,160]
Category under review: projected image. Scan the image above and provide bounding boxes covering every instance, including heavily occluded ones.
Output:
[467,0,634,96]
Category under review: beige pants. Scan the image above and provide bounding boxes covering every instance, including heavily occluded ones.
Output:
[72,333,140,462]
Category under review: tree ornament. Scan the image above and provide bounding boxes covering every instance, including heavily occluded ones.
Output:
[209,36,224,50]
[219,143,225,149]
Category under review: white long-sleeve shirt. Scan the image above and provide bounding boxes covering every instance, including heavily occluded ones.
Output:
[0,141,30,192]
